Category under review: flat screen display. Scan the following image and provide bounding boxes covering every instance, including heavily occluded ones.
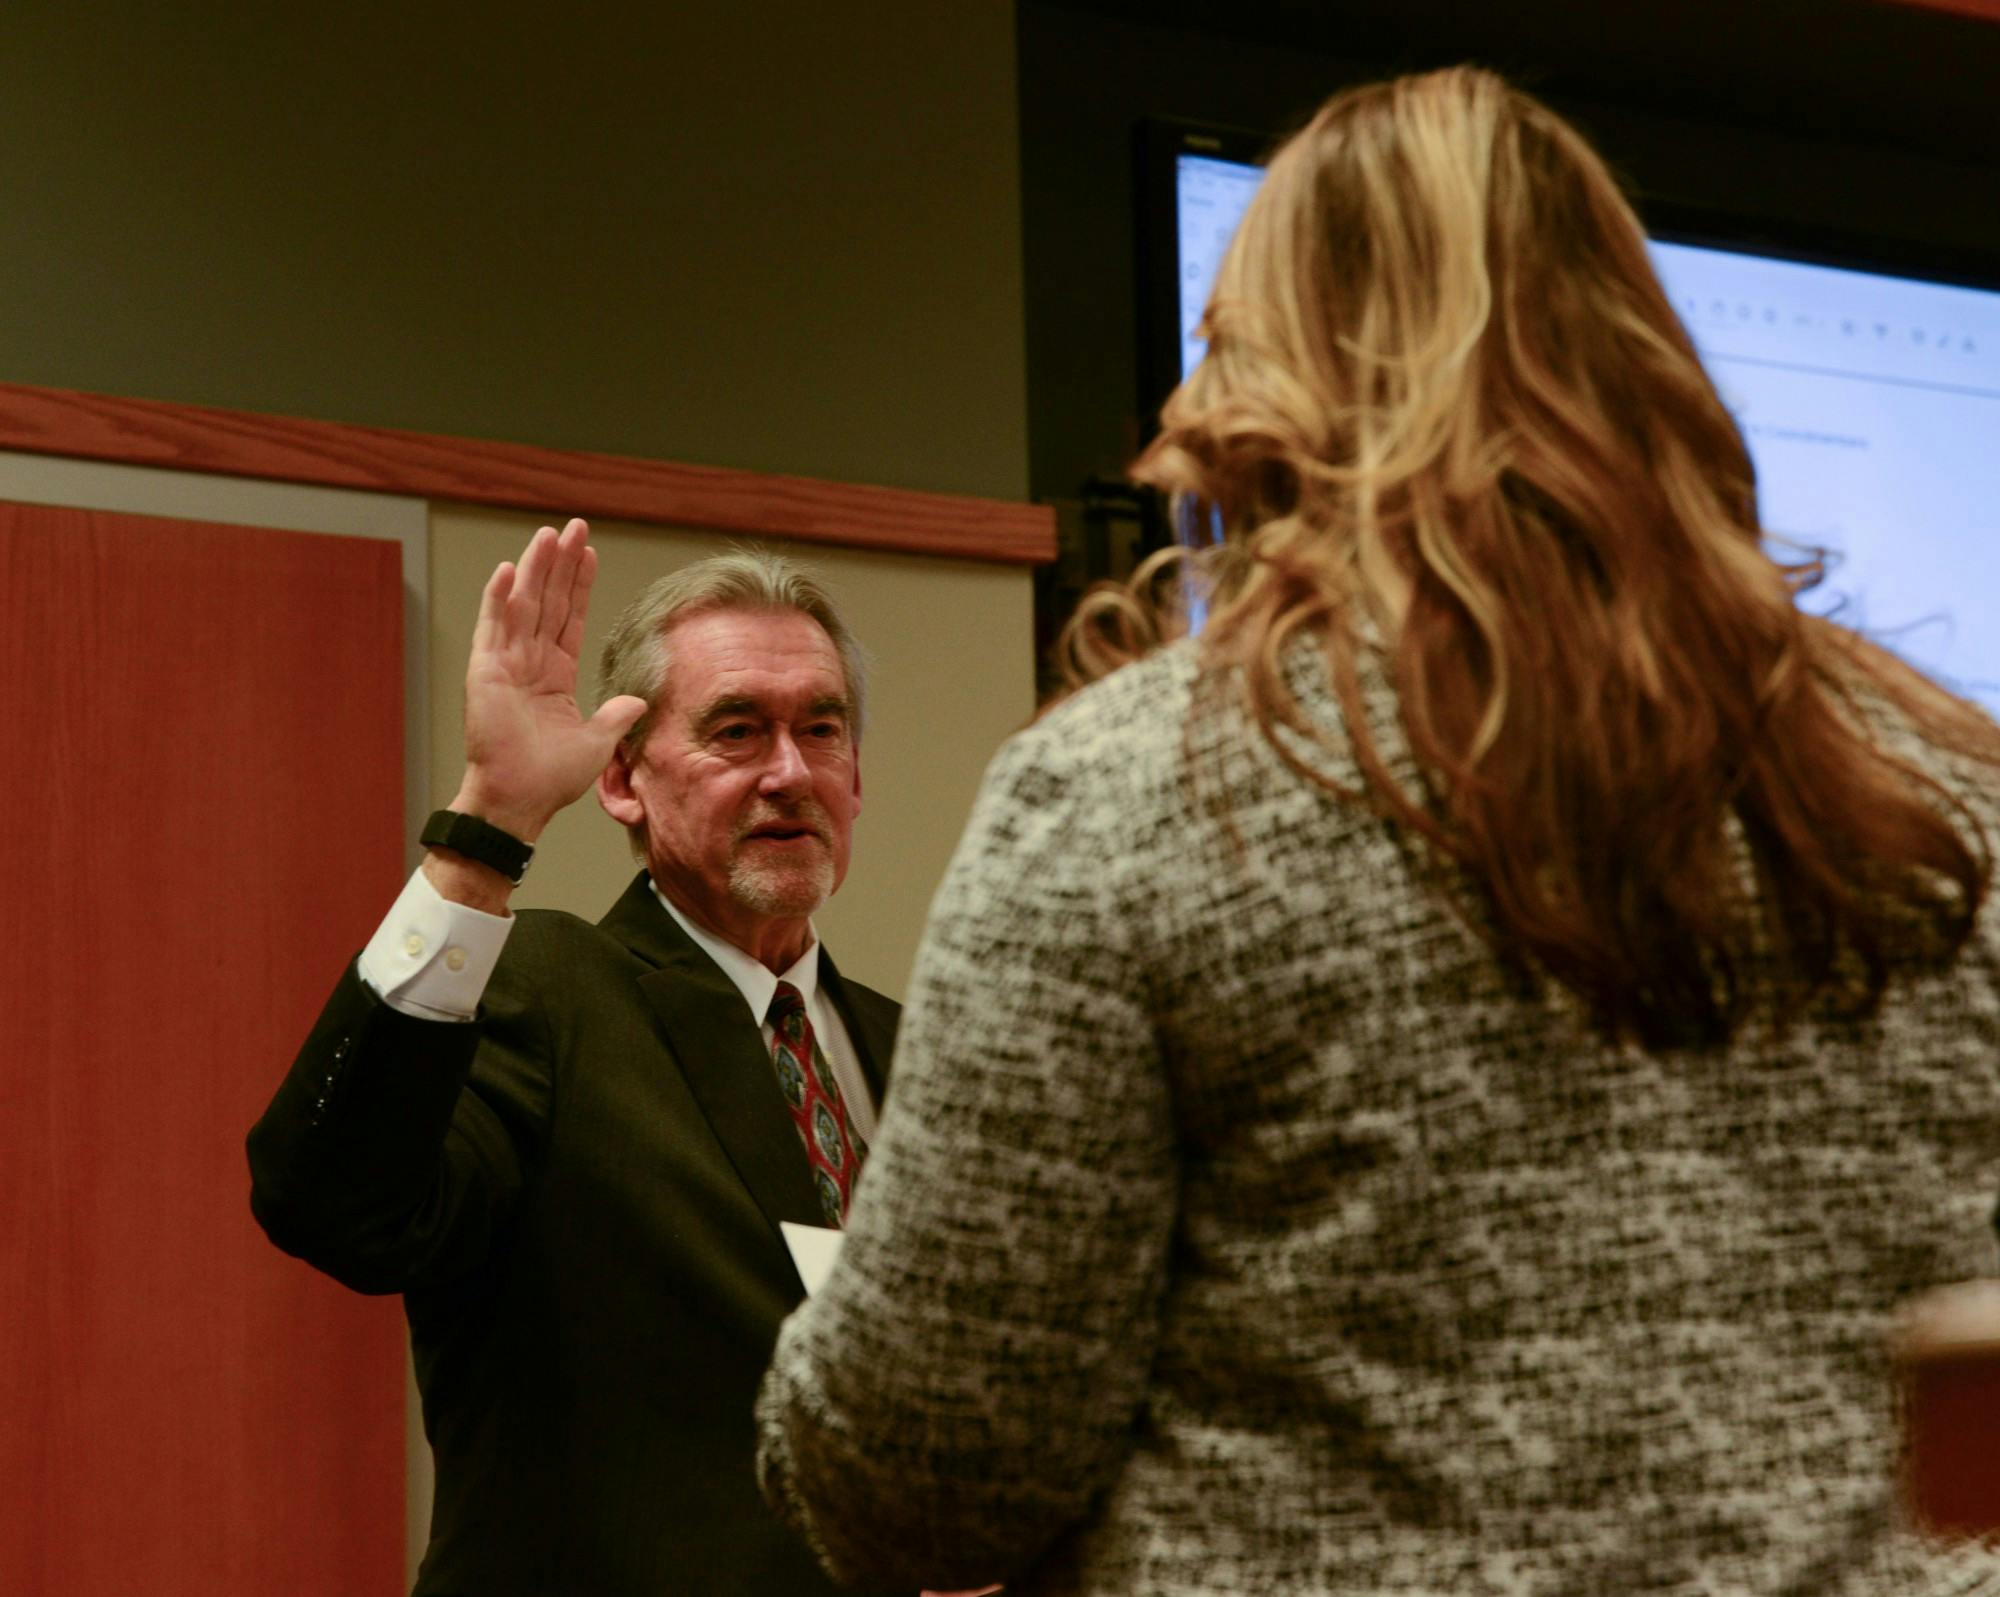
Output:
[1170,150,2000,710]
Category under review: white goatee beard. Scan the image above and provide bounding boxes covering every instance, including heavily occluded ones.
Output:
[728,798,836,920]
[727,850,834,920]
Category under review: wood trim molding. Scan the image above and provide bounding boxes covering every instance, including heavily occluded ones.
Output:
[1872,0,2000,22]
[0,381,1055,565]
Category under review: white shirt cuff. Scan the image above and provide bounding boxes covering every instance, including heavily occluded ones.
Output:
[358,867,514,1022]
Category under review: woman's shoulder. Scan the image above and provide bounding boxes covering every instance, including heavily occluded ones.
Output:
[995,642,1208,790]
[1030,638,1206,736]
[1004,630,1397,805]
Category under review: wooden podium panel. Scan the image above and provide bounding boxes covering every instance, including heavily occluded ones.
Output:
[0,505,407,1595]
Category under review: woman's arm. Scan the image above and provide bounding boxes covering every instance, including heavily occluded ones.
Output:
[757,721,1179,1592]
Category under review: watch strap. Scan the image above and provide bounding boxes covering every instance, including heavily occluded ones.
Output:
[420,809,534,884]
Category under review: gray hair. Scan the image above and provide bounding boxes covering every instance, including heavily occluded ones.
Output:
[597,547,868,749]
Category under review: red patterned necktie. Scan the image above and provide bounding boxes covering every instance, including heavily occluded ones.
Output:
[766,981,866,1227]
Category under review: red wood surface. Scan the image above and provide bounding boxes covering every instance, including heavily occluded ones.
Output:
[0,505,407,1595]
[1901,1353,2000,1536]
[0,380,1057,565]
[1874,0,2000,22]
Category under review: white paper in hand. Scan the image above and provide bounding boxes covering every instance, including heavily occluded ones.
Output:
[780,1221,845,1296]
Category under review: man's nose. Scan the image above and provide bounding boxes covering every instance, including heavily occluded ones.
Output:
[758,729,811,795]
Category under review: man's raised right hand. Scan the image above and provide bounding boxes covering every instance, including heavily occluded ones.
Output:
[426,518,647,907]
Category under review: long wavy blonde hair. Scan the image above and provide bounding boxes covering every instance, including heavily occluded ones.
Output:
[1101,66,1996,1046]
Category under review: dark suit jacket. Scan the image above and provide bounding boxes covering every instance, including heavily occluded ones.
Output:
[248,873,905,1597]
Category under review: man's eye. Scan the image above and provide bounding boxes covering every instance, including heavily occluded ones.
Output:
[715,724,757,742]
[805,722,844,740]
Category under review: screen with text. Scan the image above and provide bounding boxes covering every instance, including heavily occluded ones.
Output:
[1173,152,2000,709]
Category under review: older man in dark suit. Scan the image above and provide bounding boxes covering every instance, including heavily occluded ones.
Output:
[249,519,903,1596]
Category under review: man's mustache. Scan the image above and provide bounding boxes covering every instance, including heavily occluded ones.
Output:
[734,803,831,845]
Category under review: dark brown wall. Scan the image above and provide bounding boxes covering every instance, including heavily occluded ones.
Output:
[0,3,1028,501]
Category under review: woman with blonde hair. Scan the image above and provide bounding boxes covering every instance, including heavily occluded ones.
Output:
[757,67,2000,1594]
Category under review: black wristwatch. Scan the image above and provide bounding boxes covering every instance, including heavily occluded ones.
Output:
[420,809,535,884]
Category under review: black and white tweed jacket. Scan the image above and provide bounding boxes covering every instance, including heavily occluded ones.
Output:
[759,638,2000,1597]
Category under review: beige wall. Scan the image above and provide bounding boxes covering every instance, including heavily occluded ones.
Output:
[429,505,1037,1000]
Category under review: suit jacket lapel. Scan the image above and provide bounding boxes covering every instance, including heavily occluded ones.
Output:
[600,876,825,1233]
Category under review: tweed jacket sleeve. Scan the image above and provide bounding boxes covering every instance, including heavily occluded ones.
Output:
[756,699,1180,1592]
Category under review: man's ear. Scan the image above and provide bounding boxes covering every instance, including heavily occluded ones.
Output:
[597,743,644,827]
[849,752,862,819]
